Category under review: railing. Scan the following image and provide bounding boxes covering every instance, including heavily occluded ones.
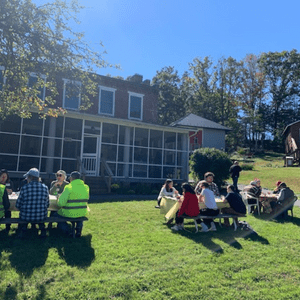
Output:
[100,159,113,193]
[81,155,97,176]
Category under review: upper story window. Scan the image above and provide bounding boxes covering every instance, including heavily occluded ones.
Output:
[63,79,81,110]
[128,92,143,121]
[28,72,46,101]
[99,86,116,116]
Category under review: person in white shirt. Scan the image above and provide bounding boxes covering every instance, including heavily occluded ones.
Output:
[156,179,179,208]
[197,180,219,232]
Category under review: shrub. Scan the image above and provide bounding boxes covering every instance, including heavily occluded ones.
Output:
[190,148,232,187]
[241,163,254,171]
[111,183,120,193]
[127,190,135,195]
[151,189,159,195]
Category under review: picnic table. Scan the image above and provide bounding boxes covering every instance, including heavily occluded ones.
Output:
[8,193,59,211]
[259,194,278,213]
[160,196,229,220]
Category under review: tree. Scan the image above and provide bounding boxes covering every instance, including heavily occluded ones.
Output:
[152,66,185,125]
[259,50,300,139]
[190,147,232,188]
[240,54,267,151]
[0,0,111,119]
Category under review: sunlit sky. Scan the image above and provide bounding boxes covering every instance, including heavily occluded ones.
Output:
[34,0,300,81]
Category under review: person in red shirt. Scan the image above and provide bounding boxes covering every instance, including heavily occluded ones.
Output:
[171,183,200,231]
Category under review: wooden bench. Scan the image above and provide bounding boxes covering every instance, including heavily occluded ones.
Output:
[184,214,246,232]
[0,216,88,238]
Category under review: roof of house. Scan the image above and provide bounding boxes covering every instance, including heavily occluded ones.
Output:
[170,113,231,131]
[282,120,300,136]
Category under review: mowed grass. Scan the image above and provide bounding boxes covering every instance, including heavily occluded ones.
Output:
[237,152,300,195]
[1,199,300,299]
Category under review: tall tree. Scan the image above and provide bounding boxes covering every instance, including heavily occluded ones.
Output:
[240,54,267,151]
[152,66,185,125]
[259,50,300,139]
[0,0,111,119]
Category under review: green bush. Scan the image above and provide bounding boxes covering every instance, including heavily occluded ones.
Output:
[111,183,120,193]
[151,189,159,195]
[127,190,135,195]
[190,147,232,187]
[241,163,254,170]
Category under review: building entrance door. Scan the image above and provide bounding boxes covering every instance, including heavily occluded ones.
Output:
[82,136,100,176]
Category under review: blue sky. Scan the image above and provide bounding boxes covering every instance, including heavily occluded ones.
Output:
[35,0,300,80]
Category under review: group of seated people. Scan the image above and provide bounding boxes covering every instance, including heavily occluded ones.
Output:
[157,172,246,232]
[0,168,89,238]
[242,178,295,217]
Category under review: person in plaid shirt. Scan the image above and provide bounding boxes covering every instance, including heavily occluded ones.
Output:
[195,172,220,197]
[16,168,49,238]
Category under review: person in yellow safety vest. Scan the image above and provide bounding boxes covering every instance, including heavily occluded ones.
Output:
[55,171,89,237]
[0,183,10,231]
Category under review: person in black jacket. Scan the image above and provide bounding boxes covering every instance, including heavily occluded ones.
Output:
[222,185,246,226]
[229,161,242,191]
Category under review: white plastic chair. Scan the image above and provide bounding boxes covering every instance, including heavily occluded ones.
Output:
[240,192,260,215]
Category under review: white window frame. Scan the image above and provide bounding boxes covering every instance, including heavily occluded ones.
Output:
[98,85,116,116]
[128,91,144,121]
[62,78,81,110]
[28,72,47,101]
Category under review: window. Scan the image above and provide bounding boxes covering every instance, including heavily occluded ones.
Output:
[99,86,115,116]
[28,72,46,101]
[63,79,81,110]
[128,92,143,120]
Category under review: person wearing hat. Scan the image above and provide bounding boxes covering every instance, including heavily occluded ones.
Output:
[195,172,220,197]
[48,170,69,229]
[272,181,282,195]
[16,168,49,238]
[270,182,295,218]
[229,161,242,191]
[55,171,89,237]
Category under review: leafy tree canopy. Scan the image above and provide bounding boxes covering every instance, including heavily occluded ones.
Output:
[0,0,113,119]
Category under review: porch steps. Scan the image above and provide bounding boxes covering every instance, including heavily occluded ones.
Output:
[84,176,109,195]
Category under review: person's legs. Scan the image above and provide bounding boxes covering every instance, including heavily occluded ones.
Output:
[52,212,70,235]
[75,221,83,237]
[18,222,28,238]
[38,223,47,237]
[232,176,238,191]
[4,211,11,232]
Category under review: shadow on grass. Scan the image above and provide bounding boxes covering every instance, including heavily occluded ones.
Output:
[166,221,269,253]
[89,195,156,204]
[0,227,95,277]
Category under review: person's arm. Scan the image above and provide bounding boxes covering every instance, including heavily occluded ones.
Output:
[2,189,10,211]
[15,189,23,209]
[178,193,189,216]
[213,183,220,197]
[57,185,71,207]
[49,181,57,195]
[157,186,165,200]
[277,190,285,202]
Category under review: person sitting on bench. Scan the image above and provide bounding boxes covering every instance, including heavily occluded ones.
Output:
[156,179,179,208]
[171,183,199,231]
[222,185,246,227]
[197,180,219,232]
[0,181,10,232]
[54,171,89,237]
[16,168,49,238]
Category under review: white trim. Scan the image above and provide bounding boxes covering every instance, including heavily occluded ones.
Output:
[62,78,81,110]
[98,85,116,116]
[128,91,144,121]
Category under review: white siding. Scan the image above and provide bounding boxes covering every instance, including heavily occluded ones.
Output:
[202,129,225,150]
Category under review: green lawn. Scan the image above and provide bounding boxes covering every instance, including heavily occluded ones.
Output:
[235,152,300,195]
[1,199,300,299]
